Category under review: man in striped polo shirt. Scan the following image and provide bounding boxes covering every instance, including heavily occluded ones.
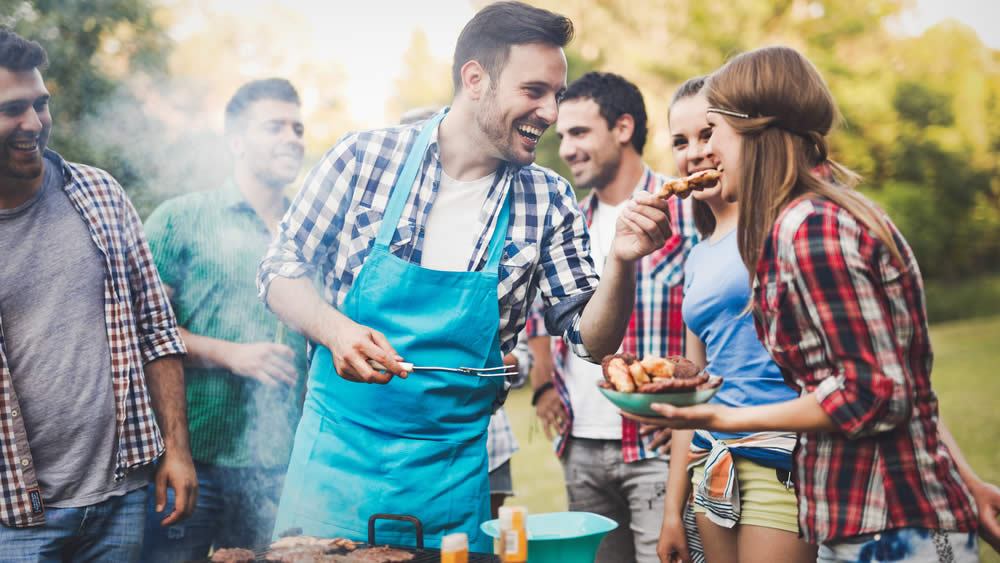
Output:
[141,78,310,561]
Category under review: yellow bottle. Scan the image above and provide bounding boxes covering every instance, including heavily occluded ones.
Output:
[498,506,528,562]
[441,532,468,563]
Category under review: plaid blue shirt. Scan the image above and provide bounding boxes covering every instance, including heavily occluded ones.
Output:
[257,112,600,359]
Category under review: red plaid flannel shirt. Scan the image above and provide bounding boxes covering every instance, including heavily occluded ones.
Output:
[527,167,699,462]
[0,152,186,528]
[753,196,977,543]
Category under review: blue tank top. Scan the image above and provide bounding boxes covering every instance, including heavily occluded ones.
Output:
[682,229,798,468]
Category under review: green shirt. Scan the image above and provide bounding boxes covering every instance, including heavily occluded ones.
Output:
[145,183,307,468]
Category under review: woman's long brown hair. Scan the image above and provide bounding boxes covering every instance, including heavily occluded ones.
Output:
[704,46,903,277]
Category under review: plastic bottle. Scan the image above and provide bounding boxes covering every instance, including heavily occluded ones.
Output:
[498,506,528,562]
[441,532,468,563]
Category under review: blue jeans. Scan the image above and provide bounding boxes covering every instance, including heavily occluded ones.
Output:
[0,487,147,562]
[142,462,285,562]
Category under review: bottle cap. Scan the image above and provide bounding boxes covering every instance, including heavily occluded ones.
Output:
[441,532,468,552]
[498,506,514,528]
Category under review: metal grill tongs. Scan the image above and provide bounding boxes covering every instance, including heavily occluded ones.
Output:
[370,360,517,378]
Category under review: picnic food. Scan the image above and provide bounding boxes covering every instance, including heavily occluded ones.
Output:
[600,353,720,393]
[263,535,361,562]
[211,548,256,563]
[656,169,721,199]
[348,546,416,562]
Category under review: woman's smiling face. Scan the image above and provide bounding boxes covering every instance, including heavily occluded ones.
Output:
[704,110,743,203]
[669,93,722,202]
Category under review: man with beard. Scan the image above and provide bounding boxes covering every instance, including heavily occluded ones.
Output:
[0,28,195,561]
[141,79,309,560]
[526,72,700,563]
[257,2,676,553]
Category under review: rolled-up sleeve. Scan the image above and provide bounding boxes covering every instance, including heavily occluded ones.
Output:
[257,135,358,305]
[779,210,912,438]
[535,180,599,361]
[122,186,186,363]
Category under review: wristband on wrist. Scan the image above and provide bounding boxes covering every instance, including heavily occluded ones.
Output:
[531,382,554,406]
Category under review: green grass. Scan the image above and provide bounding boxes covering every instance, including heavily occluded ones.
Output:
[503,316,1000,561]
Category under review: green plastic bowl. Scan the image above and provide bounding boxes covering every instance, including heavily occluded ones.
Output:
[597,378,720,417]
[480,511,617,563]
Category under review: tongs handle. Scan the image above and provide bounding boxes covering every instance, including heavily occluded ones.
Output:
[369,360,414,373]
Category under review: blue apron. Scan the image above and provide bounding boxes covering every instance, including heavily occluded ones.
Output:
[273,113,507,552]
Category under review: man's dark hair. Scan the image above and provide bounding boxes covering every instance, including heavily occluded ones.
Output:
[0,27,48,72]
[224,78,300,135]
[452,1,573,91]
[562,71,648,154]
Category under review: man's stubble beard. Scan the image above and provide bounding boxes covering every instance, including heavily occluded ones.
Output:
[475,87,526,166]
[580,150,622,191]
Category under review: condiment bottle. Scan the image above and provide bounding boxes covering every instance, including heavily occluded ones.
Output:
[441,532,468,563]
[498,506,528,562]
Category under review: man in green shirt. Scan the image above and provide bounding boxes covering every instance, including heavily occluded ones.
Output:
[141,78,308,560]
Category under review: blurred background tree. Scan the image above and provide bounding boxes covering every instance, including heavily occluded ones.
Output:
[525,0,1000,285]
[4,0,998,288]
[1,0,170,214]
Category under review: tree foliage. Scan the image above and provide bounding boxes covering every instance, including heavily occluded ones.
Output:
[2,0,170,213]
[529,0,1000,280]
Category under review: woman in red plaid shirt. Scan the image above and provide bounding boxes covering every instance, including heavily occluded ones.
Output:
[634,46,1000,561]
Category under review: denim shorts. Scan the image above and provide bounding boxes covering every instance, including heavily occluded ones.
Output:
[818,528,979,562]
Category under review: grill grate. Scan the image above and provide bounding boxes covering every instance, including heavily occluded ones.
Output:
[203,514,500,563]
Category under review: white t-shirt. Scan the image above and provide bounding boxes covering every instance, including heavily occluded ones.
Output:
[566,199,626,440]
[420,171,496,271]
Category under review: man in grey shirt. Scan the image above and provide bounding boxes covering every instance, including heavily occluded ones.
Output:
[0,28,196,561]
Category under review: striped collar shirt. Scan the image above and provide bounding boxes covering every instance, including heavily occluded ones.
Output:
[753,196,977,543]
[257,112,601,359]
[527,167,700,463]
[0,151,185,528]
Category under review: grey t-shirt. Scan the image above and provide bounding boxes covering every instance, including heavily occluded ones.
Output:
[0,157,148,507]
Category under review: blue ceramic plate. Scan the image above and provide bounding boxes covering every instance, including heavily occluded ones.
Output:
[597,377,721,417]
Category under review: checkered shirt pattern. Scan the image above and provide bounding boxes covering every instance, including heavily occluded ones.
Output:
[257,113,600,359]
[0,152,185,528]
[752,196,978,543]
[526,167,700,463]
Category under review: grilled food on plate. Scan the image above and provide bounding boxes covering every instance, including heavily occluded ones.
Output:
[655,169,721,199]
[599,353,721,393]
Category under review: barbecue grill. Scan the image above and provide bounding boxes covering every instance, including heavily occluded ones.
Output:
[195,514,500,562]
[358,514,499,563]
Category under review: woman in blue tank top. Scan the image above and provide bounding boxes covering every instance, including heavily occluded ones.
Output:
[654,78,815,563]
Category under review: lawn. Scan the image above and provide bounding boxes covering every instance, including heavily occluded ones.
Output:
[503,315,1000,561]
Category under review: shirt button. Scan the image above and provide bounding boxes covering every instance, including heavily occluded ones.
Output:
[11,409,18,417]
[20,458,29,467]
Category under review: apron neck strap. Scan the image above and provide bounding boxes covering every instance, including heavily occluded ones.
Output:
[483,187,511,272]
[376,112,446,247]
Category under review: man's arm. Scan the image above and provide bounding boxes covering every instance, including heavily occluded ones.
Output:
[178,327,297,387]
[257,134,405,383]
[579,191,673,358]
[144,355,197,526]
[265,276,403,383]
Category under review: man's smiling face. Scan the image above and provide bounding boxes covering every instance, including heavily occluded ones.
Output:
[0,67,51,186]
[475,42,567,166]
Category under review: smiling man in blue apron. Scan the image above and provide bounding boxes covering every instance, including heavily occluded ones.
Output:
[256,1,677,552]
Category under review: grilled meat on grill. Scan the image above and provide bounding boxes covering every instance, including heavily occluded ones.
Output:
[211,548,256,563]
[346,546,416,562]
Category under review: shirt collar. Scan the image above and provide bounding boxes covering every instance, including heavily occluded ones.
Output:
[219,178,291,215]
